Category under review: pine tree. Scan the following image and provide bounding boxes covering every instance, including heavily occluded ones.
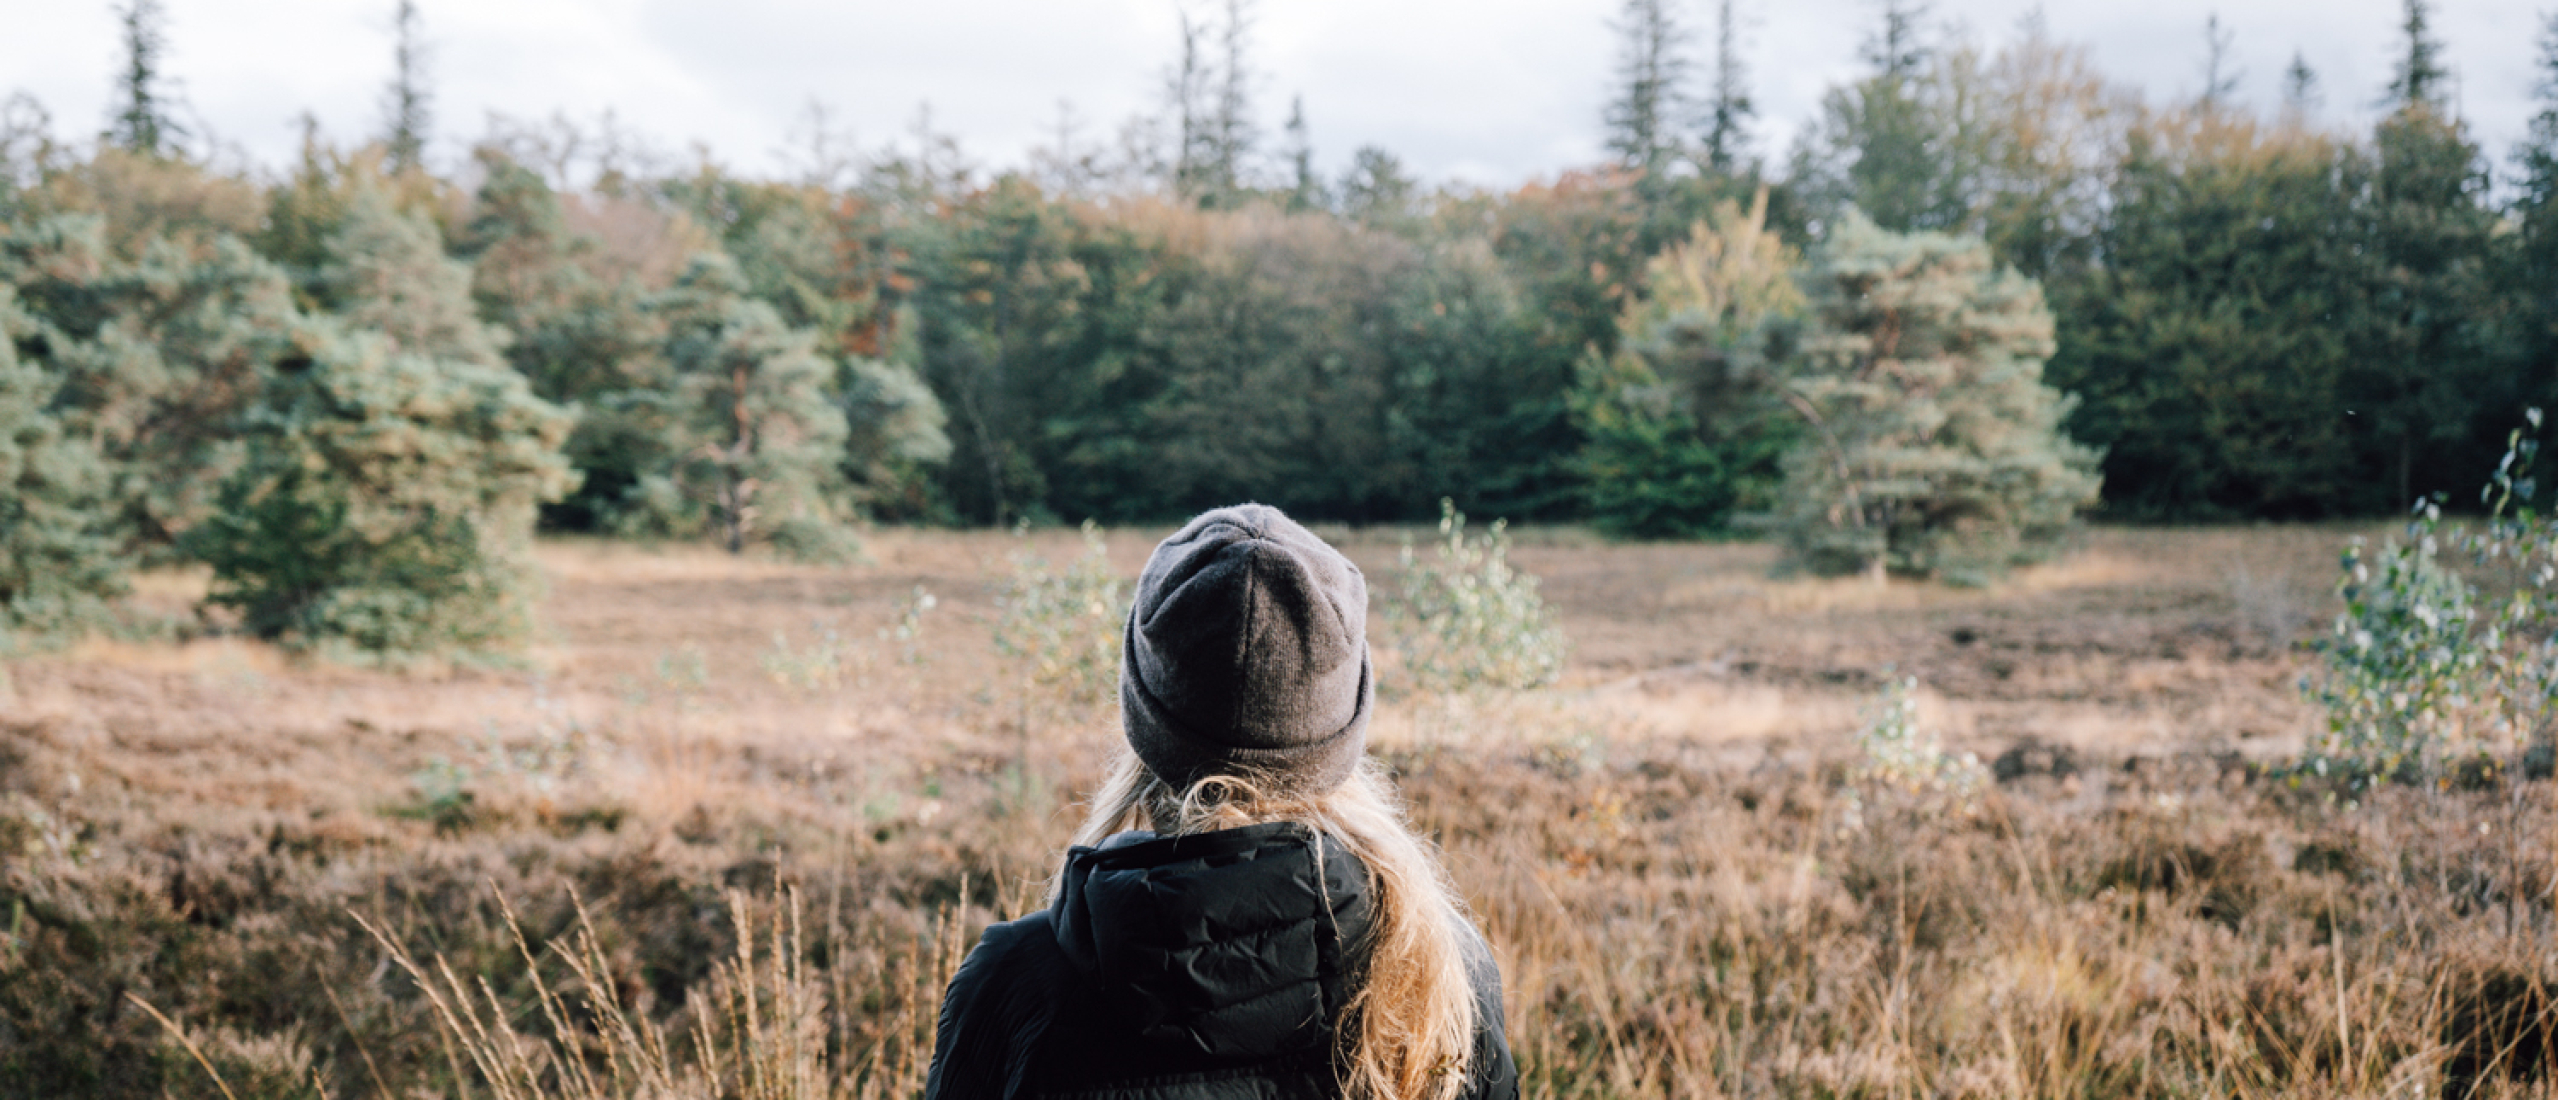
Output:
[186,324,575,660]
[382,0,432,174]
[105,0,185,157]
[1795,0,1960,233]
[0,288,126,645]
[320,180,505,366]
[627,254,855,558]
[1603,0,1690,177]
[1701,0,1755,174]
[1773,212,2100,583]
[2359,13,2499,507]
[3,214,305,547]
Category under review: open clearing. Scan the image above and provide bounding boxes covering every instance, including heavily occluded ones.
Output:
[9,525,2555,1098]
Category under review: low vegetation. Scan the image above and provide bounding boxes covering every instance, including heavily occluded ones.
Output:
[5,526,2556,1098]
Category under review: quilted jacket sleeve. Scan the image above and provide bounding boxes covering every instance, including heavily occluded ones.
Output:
[924,916,1055,1100]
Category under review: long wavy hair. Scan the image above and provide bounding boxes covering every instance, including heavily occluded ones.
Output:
[1065,751,1481,1100]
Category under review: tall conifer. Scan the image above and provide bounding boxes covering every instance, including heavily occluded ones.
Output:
[383,0,432,173]
[1774,213,2100,582]
[1701,0,1755,173]
[105,0,185,157]
[1604,0,1690,177]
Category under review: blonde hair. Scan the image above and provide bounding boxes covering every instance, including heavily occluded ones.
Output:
[1065,752,1481,1100]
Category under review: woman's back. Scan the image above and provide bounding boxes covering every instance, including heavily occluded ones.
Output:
[924,504,1516,1100]
[924,822,1512,1099]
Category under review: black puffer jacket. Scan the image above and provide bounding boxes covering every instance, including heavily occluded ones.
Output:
[923,822,1517,1100]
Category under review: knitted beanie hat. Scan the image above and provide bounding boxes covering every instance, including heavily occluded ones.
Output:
[1120,504,1374,796]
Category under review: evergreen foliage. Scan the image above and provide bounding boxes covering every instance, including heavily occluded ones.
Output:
[382,0,432,173]
[1795,1,1963,233]
[1773,212,2100,583]
[105,0,185,158]
[1575,188,1803,537]
[187,328,575,660]
[2517,15,2558,397]
[1701,0,1755,173]
[2045,115,2378,518]
[1604,0,1691,178]
[0,288,125,645]
[2,213,304,547]
[623,254,855,559]
[1,0,2554,627]
[319,181,505,365]
[2386,0,2449,112]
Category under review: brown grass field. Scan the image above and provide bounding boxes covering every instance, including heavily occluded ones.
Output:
[6,524,2557,1098]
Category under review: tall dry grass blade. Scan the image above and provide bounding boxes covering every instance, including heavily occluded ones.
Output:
[351,910,482,1100]
[319,978,393,1100]
[123,992,243,1100]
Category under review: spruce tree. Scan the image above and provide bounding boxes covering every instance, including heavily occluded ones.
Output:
[1701,0,1754,174]
[1795,0,1962,233]
[1603,0,1690,178]
[1773,212,2100,583]
[2387,0,2449,112]
[105,0,185,157]
[2045,115,2378,519]
[2362,24,2500,506]
[382,0,432,174]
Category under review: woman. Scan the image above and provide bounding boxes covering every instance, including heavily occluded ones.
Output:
[925,505,1517,1100]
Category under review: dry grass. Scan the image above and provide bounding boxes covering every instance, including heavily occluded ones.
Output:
[4,524,2554,1098]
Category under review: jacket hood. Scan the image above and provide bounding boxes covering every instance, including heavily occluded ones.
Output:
[1050,821,1374,1062]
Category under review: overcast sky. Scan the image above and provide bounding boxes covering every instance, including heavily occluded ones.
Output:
[2,0,2546,189]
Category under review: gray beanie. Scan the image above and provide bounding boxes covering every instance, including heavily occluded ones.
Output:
[1120,504,1373,796]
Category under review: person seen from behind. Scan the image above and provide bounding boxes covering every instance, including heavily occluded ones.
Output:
[924,504,1517,1099]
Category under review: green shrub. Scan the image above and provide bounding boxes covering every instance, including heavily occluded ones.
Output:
[992,521,1126,705]
[2306,416,2558,787]
[1851,674,1985,799]
[185,329,574,662]
[1383,500,1567,694]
